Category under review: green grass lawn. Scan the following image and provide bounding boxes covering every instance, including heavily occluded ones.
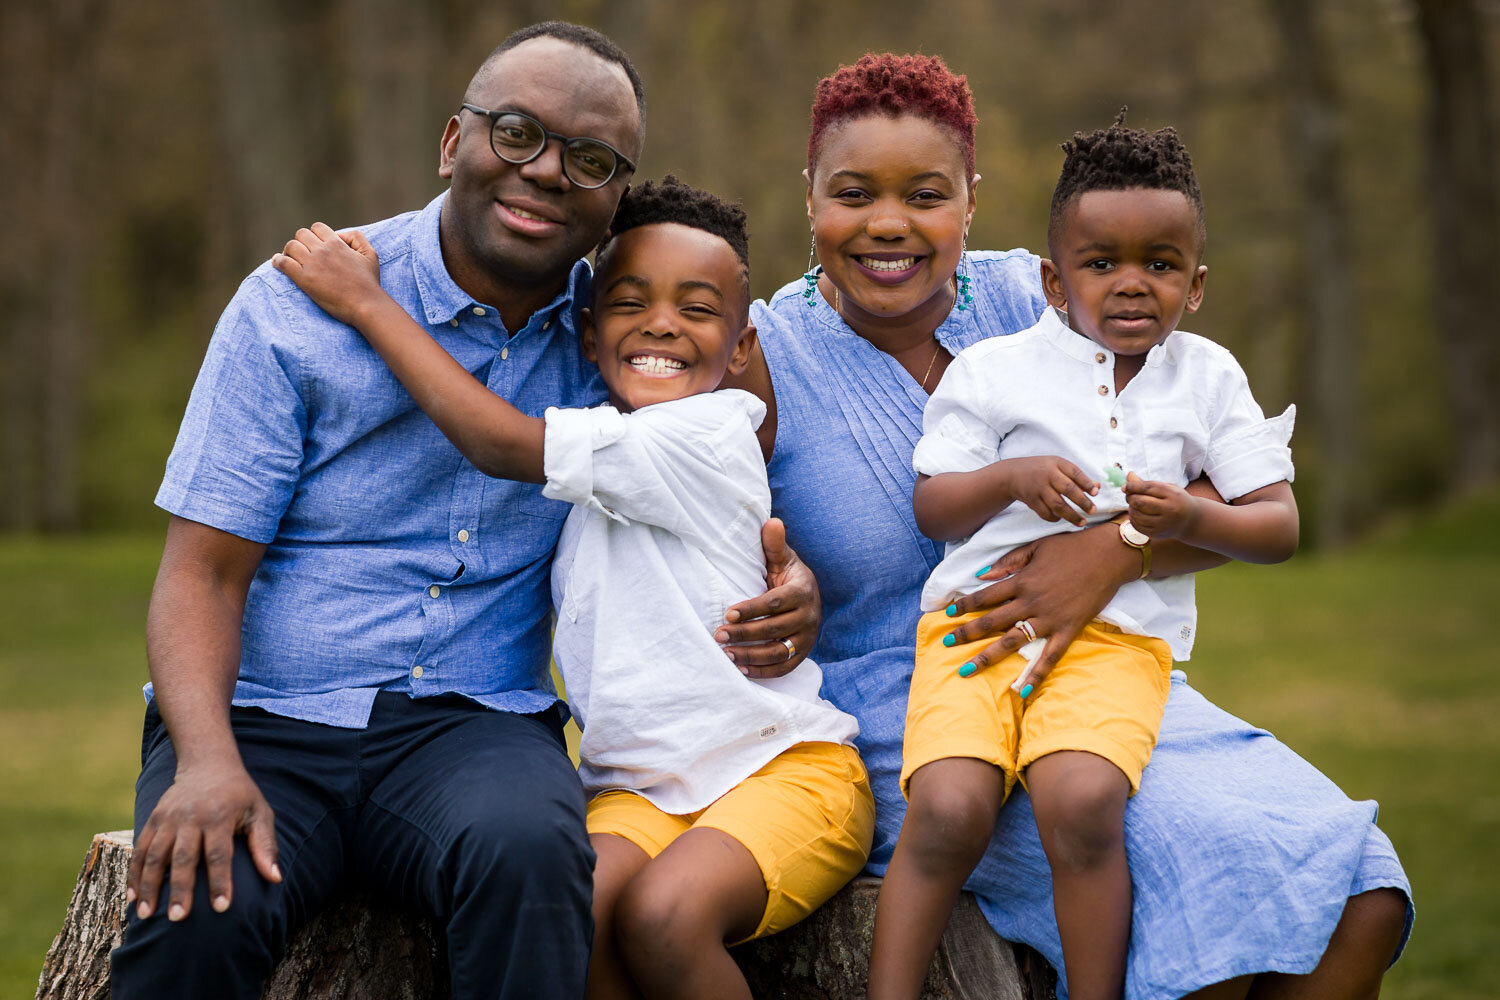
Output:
[3,495,1496,998]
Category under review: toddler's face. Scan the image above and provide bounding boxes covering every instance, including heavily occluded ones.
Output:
[1042,188,1206,357]
[584,223,754,412]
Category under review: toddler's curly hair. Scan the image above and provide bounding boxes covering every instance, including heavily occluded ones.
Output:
[1049,108,1206,253]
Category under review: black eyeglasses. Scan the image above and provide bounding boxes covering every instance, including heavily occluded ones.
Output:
[459,105,635,189]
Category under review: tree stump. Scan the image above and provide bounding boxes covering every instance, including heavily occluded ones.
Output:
[37,831,1055,1000]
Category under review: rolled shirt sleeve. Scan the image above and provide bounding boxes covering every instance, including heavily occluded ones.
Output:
[1202,360,1297,501]
[155,274,308,543]
[912,351,1004,477]
[542,389,769,555]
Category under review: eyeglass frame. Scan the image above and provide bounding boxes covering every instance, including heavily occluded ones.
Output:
[459,104,637,189]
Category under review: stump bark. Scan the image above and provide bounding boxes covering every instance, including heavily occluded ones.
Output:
[38,831,1055,1000]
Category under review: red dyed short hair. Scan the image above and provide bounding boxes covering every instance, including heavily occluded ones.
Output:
[807,53,977,177]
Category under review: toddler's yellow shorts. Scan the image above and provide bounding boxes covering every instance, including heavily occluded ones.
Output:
[902,610,1172,801]
[586,740,875,942]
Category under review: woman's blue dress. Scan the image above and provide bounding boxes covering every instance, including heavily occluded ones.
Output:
[754,250,1412,1000]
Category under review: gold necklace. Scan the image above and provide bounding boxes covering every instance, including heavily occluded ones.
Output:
[919,339,943,392]
[831,274,953,391]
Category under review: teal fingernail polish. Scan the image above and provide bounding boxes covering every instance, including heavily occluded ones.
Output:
[975,565,992,578]
[946,604,959,617]
[958,662,977,678]
[1020,684,1034,698]
[942,633,956,647]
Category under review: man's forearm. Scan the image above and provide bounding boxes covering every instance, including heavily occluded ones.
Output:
[145,518,266,767]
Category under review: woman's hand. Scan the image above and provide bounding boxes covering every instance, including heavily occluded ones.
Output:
[942,524,1139,689]
[715,518,821,679]
[272,222,383,327]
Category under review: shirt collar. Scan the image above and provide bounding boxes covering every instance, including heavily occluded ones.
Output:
[1039,306,1177,368]
[411,190,590,334]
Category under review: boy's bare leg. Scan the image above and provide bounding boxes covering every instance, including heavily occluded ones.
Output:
[587,833,652,1000]
[1026,750,1132,1000]
[614,827,769,1000]
[867,758,1006,1000]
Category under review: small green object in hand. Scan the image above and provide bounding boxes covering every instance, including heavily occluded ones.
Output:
[1104,466,1128,488]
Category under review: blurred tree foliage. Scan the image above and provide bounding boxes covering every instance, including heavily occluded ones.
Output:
[1,0,1496,543]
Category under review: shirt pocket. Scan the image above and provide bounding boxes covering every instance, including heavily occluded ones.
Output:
[1139,408,1208,484]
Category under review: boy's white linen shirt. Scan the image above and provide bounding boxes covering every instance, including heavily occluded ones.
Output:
[544,388,859,814]
[914,309,1295,660]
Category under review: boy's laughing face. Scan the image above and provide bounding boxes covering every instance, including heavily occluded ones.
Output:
[1042,187,1207,357]
[583,223,755,412]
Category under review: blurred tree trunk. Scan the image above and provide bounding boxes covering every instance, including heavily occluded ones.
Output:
[1,0,112,531]
[210,0,324,272]
[0,3,45,530]
[339,0,440,223]
[37,0,110,530]
[1412,0,1500,489]
[1267,0,1361,547]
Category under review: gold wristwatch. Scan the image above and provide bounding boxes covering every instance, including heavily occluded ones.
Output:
[1117,517,1152,579]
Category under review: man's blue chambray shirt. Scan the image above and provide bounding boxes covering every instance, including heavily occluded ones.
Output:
[153,192,607,727]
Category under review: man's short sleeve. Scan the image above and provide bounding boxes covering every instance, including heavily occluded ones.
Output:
[155,275,307,543]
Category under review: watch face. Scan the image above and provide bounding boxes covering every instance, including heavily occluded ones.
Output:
[1120,520,1150,547]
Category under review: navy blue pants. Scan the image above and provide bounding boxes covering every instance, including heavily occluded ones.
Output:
[110,691,595,1000]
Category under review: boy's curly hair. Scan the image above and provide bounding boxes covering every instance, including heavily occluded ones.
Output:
[807,53,977,177]
[1049,108,1206,253]
[595,175,750,292]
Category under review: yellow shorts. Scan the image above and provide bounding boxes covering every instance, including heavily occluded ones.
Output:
[586,741,875,942]
[902,610,1172,801]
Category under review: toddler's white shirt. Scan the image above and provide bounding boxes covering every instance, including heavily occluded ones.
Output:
[544,388,859,814]
[914,309,1295,660]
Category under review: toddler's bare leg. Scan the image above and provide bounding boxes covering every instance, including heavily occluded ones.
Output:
[868,758,1006,1000]
[588,833,651,1000]
[1026,750,1131,1000]
[614,827,768,1000]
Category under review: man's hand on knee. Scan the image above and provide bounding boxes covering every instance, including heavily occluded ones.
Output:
[127,759,281,921]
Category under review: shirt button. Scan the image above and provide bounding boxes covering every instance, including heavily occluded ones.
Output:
[411,665,424,679]
[428,585,441,598]
[500,347,509,360]
[449,318,459,327]
[472,306,486,317]
[1095,352,1106,363]
[542,320,551,331]
[1110,417,1119,429]
[457,529,470,543]
[1097,385,1109,396]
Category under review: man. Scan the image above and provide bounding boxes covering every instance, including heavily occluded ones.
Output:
[114,22,817,1000]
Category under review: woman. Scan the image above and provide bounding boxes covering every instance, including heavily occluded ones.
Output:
[723,53,1411,999]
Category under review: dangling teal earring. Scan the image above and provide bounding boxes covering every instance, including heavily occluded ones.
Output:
[955,235,974,312]
[802,233,820,306]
